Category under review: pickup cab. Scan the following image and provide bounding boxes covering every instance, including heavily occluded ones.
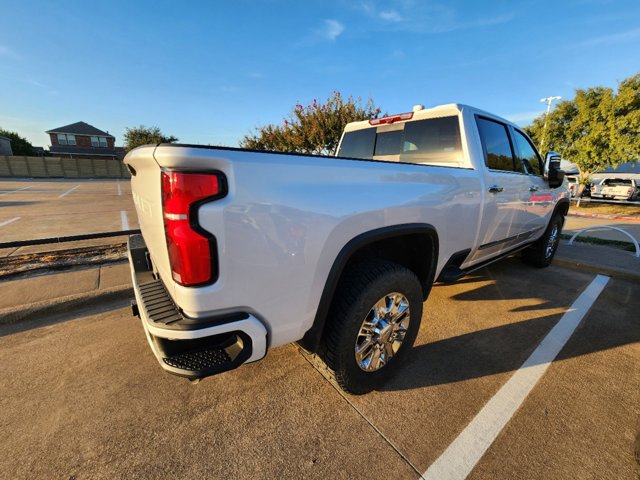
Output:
[125,103,569,394]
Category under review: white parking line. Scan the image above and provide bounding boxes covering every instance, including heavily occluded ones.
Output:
[0,217,20,228]
[0,186,32,196]
[58,185,80,198]
[121,210,130,230]
[117,183,122,196]
[421,274,610,480]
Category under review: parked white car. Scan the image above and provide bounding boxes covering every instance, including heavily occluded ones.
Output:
[591,177,640,201]
[125,103,570,394]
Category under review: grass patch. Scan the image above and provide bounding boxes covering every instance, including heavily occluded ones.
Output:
[569,201,640,217]
[560,233,636,252]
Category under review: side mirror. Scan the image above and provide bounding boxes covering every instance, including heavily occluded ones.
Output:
[544,151,565,188]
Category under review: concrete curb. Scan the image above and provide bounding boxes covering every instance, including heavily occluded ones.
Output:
[553,256,640,284]
[568,210,640,222]
[0,284,133,326]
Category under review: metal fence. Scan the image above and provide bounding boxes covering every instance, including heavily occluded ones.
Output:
[0,156,130,179]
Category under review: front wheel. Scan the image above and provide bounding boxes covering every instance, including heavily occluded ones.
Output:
[322,260,423,394]
[522,213,564,268]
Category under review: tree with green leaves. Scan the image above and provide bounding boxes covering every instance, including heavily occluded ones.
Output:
[240,91,383,155]
[525,73,639,194]
[0,128,34,155]
[611,73,640,165]
[123,125,178,151]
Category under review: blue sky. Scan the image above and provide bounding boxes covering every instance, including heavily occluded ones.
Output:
[1,0,639,148]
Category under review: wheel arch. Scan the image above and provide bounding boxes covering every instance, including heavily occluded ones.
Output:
[298,223,439,353]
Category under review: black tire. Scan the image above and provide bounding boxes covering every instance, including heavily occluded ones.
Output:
[522,213,564,268]
[322,259,423,395]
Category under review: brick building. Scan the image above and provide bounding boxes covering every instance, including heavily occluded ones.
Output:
[46,121,123,159]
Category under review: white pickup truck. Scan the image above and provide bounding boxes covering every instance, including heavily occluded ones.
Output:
[125,103,569,394]
[591,177,639,201]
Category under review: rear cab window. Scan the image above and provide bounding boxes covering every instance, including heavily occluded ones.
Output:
[475,117,521,173]
[337,115,464,167]
[604,178,631,186]
[337,128,375,159]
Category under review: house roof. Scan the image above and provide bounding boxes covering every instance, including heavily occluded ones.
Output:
[46,121,114,138]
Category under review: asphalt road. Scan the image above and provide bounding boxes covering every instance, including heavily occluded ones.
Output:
[1,258,638,479]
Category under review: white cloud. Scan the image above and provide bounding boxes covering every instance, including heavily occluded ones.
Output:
[322,19,345,41]
[356,1,514,34]
[503,110,545,124]
[379,10,403,22]
[27,78,48,88]
[576,27,640,48]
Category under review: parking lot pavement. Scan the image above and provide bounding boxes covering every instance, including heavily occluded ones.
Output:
[1,259,638,479]
[0,178,136,256]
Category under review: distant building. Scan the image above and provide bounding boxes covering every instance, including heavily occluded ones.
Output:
[0,135,12,155]
[31,146,45,157]
[46,121,123,159]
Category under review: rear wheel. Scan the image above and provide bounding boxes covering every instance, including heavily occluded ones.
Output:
[322,260,423,394]
[522,213,564,268]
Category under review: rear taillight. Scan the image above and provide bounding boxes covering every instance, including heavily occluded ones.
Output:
[161,171,225,286]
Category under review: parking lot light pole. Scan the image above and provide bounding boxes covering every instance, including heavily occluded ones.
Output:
[539,96,562,154]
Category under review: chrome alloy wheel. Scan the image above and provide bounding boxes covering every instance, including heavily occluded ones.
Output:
[355,293,410,372]
[546,223,560,259]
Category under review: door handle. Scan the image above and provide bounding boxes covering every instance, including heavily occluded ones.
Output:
[529,185,539,192]
[489,185,504,193]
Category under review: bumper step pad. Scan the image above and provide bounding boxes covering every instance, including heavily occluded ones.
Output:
[163,348,232,371]
[128,234,255,380]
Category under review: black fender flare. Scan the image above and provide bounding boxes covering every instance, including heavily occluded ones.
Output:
[298,223,439,353]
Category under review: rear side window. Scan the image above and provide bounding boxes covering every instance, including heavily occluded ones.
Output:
[513,129,543,176]
[476,117,519,172]
[338,128,375,159]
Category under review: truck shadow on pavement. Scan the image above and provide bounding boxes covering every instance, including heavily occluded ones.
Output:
[383,274,640,392]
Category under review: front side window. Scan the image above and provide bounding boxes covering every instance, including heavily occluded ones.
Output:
[476,117,517,172]
[513,130,542,176]
[57,133,67,145]
[66,134,76,146]
[99,137,108,147]
[91,136,100,147]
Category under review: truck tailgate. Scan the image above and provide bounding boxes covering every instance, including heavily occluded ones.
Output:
[124,146,173,294]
